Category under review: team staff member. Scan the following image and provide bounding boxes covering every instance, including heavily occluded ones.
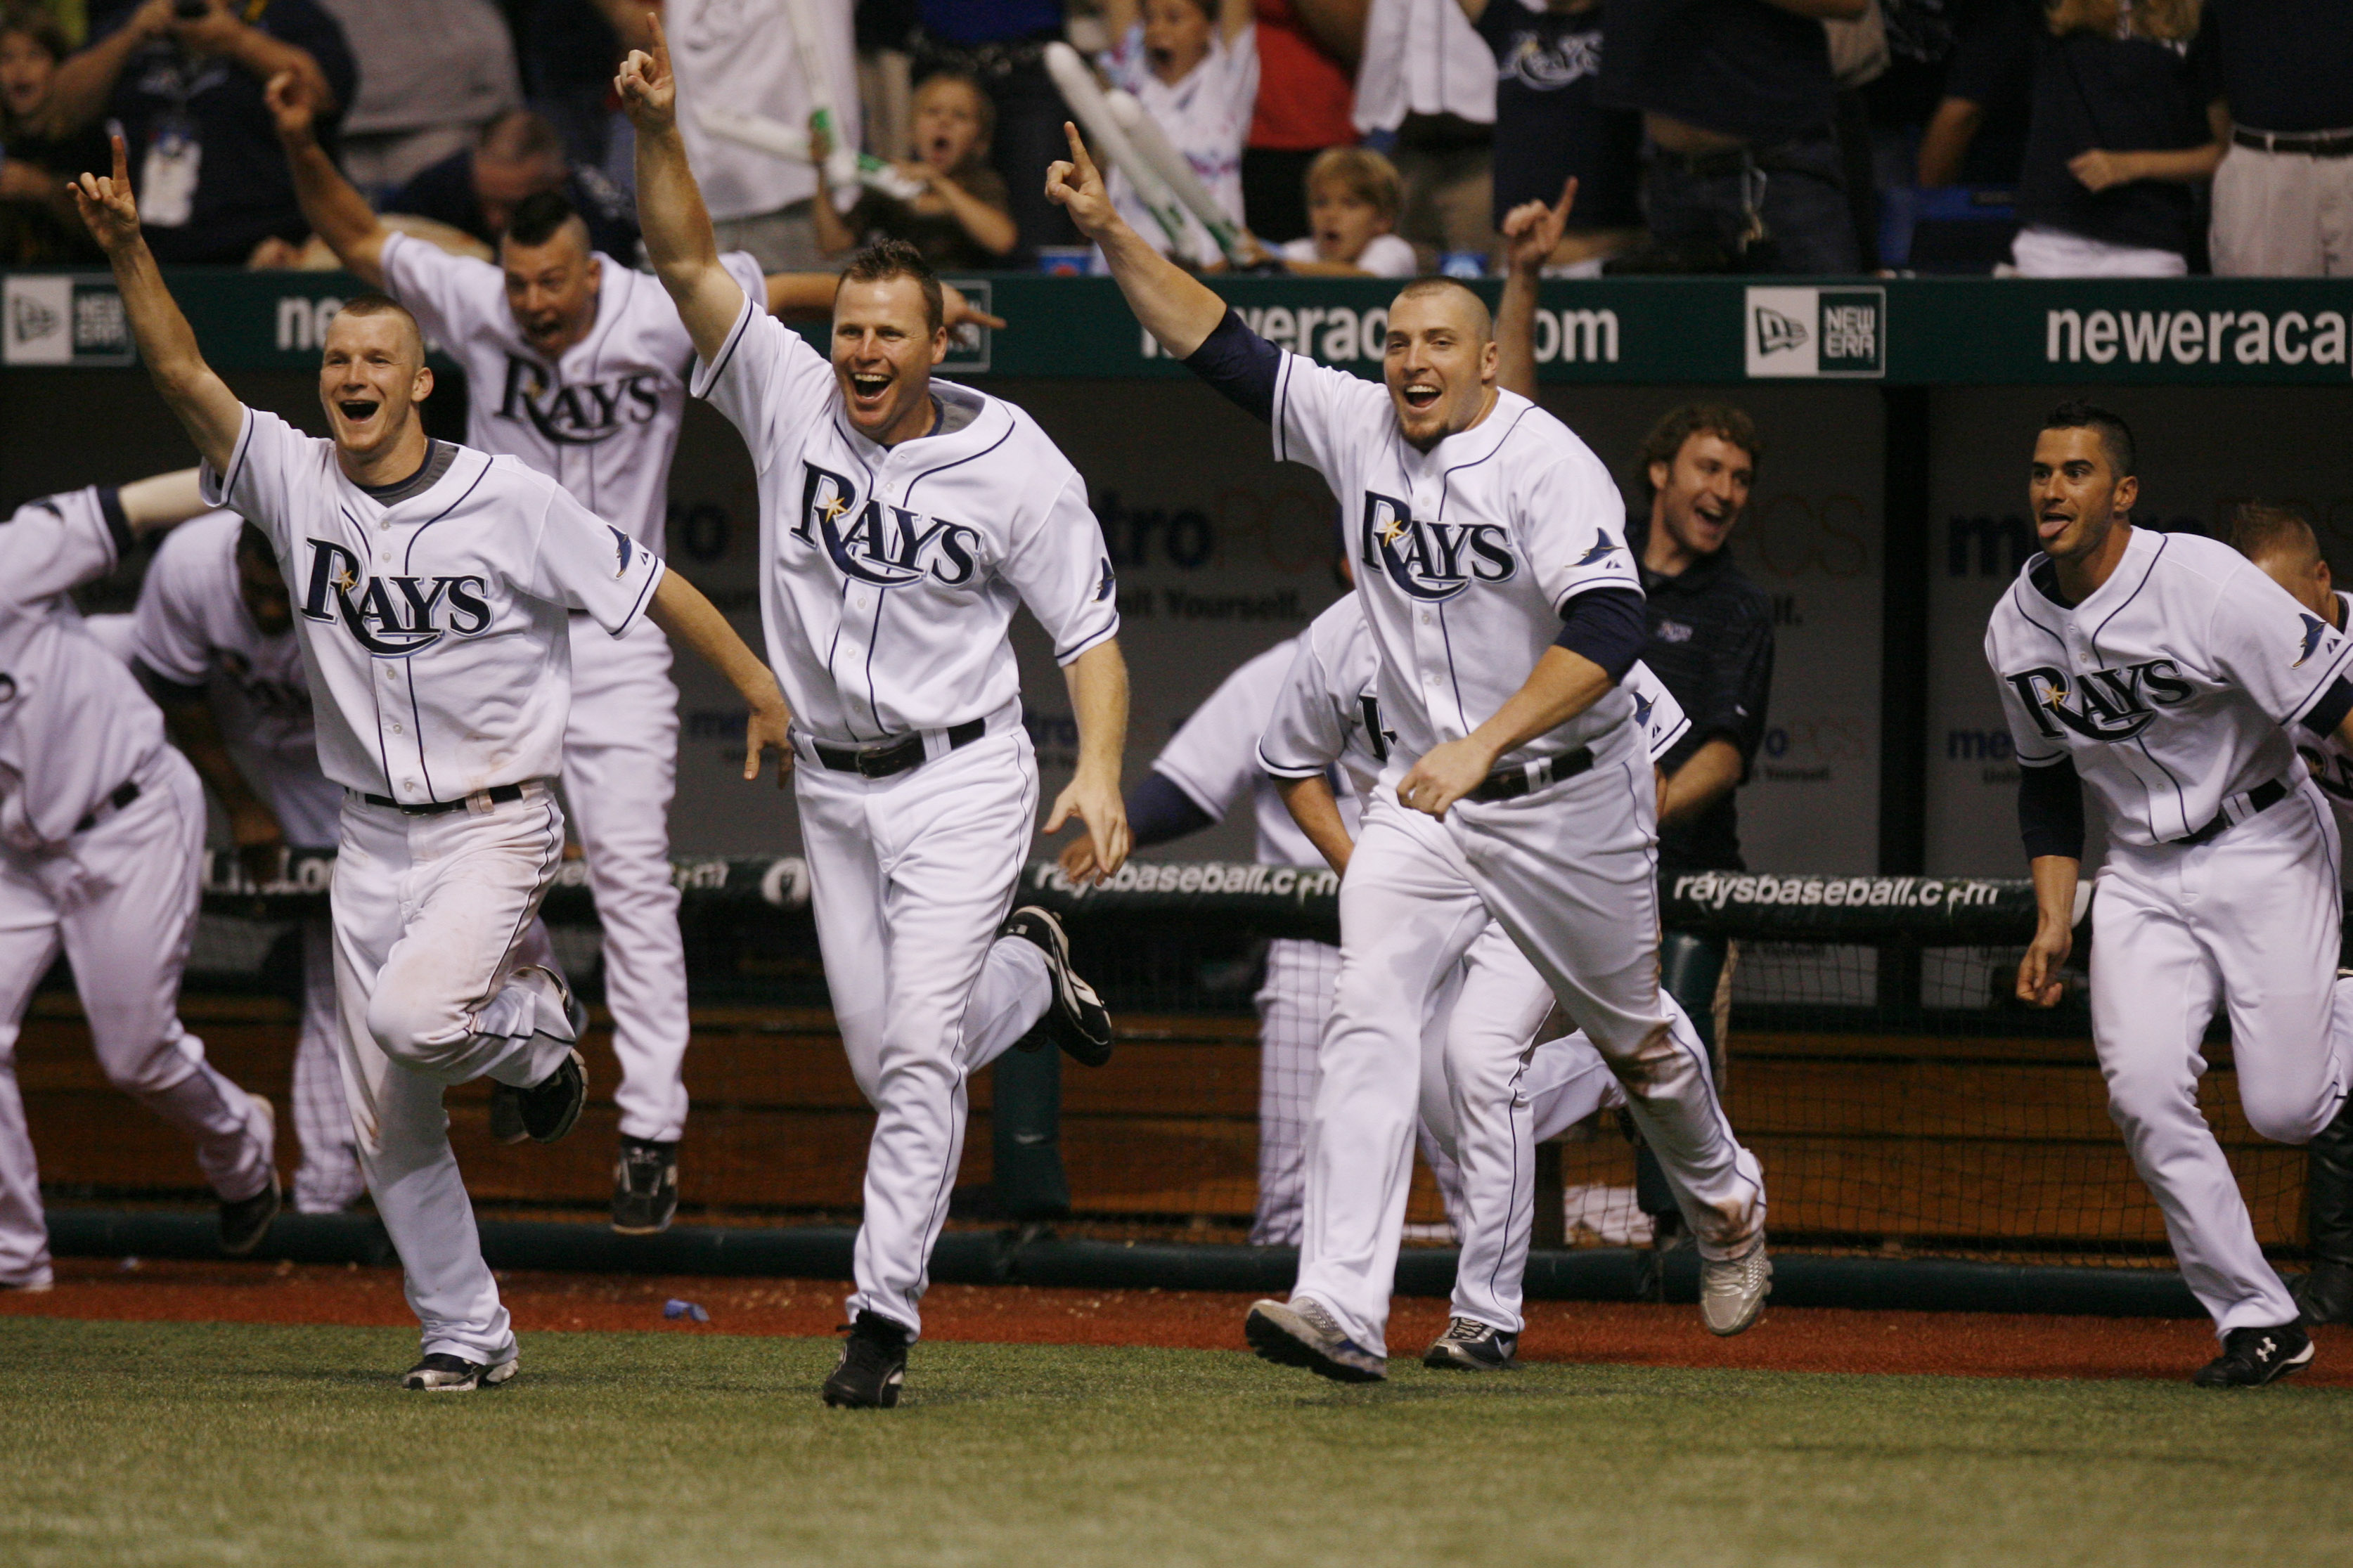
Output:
[269,72,999,1237]
[621,25,1132,1411]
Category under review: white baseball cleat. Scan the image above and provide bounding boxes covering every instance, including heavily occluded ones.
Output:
[401,1352,520,1391]
[1699,1238,1773,1336]
[1244,1296,1386,1382]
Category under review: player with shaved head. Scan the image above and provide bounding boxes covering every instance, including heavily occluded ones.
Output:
[1049,123,1770,1382]
[77,134,794,1392]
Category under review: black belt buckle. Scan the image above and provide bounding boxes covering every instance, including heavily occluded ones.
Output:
[363,783,526,816]
[818,718,988,780]
[1471,746,1593,804]
[2175,778,2288,846]
[856,734,924,779]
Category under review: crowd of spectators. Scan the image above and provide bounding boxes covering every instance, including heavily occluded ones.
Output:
[0,0,2347,277]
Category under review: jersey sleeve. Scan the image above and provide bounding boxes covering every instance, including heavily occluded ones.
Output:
[689,292,837,474]
[1521,440,1642,612]
[198,407,314,558]
[999,470,1120,666]
[1623,659,1691,764]
[525,481,667,636]
[1154,649,1284,817]
[129,526,221,686]
[1271,350,1387,486]
[2206,559,2353,730]
[718,250,770,317]
[0,488,130,608]
[1256,632,1352,779]
[378,231,504,353]
[1219,25,1261,129]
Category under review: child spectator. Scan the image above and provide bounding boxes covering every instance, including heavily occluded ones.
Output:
[1462,0,1642,274]
[1275,144,1416,273]
[1099,0,1258,266]
[0,1,104,261]
[811,67,1018,265]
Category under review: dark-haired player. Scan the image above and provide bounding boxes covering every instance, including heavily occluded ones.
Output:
[623,24,1133,1408]
[1993,405,2353,1385]
[268,69,1000,1235]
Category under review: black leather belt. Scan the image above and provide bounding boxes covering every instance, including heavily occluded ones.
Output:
[816,718,986,779]
[2174,778,2288,847]
[72,779,139,834]
[1469,746,1594,804]
[2234,127,2353,158]
[361,783,525,816]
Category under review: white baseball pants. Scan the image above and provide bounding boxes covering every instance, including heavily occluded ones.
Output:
[330,784,580,1364]
[796,723,1038,1338]
[1295,744,1764,1356]
[0,751,275,1288]
[1252,937,1340,1247]
[564,619,690,1146]
[2089,780,2353,1335]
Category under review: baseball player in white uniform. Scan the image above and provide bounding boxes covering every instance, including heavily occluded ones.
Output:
[0,472,281,1292]
[2223,501,2353,1330]
[623,27,1130,1410]
[1994,403,2353,1387]
[1052,126,1767,1382]
[82,134,793,1389]
[1260,589,1698,1367]
[269,74,1000,1235]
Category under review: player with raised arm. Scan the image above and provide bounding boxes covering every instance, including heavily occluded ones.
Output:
[619,24,1132,1409]
[266,71,998,1236]
[1993,405,2353,1386]
[75,134,794,1391]
[1260,589,1696,1368]
[1048,124,1767,1381]
[0,469,283,1292]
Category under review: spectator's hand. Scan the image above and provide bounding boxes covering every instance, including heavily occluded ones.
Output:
[171,0,247,58]
[127,0,179,44]
[2068,149,2132,193]
[247,235,304,268]
[263,70,317,145]
[616,14,678,134]
[941,283,1007,331]
[1501,176,1578,277]
[71,136,142,255]
[1044,122,1119,239]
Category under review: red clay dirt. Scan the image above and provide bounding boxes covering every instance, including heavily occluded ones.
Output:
[4,1258,2348,1385]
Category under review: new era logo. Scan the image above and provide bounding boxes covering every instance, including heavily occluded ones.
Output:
[1753,306,1809,357]
[1745,287,1886,379]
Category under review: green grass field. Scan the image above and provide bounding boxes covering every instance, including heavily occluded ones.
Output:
[4,1318,2349,1567]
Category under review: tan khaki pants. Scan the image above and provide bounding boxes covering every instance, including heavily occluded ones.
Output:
[2211,141,2353,277]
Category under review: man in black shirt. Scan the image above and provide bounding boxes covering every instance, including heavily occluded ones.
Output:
[1461,0,1644,271]
[2206,0,2353,276]
[383,109,639,260]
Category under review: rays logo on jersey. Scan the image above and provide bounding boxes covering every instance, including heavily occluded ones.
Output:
[1575,529,1622,567]
[1358,491,1514,602]
[2297,614,2334,667]
[298,539,491,655]
[2003,660,2193,743]
[794,464,981,588]
[496,358,662,447]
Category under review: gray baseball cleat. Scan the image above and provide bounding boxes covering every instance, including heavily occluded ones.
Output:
[219,1097,280,1257]
[401,1351,519,1391]
[612,1136,679,1235]
[1244,1296,1386,1382]
[1699,1239,1773,1336]
[1423,1316,1519,1371]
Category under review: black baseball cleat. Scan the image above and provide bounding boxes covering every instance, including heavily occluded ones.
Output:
[401,1352,519,1391]
[2192,1322,2314,1387]
[488,1086,527,1146]
[822,1311,911,1408]
[497,1049,588,1145]
[998,906,1114,1067]
[612,1136,680,1236]
[1423,1316,1519,1371]
[218,1169,281,1257]
[2293,1259,2353,1326]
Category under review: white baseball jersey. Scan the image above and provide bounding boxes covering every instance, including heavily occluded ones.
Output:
[380,231,767,551]
[130,510,343,848]
[77,611,140,666]
[1986,526,2353,848]
[1279,234,1419,278]
[0,488,167,850]
[2296,588,2353,853]
[1152,635,1358,869]
[693,295,1120,745]
[1101,23,1257,268]
[202,412,666,803]
[1261,592,1689,799]
[1271,361,1642,780]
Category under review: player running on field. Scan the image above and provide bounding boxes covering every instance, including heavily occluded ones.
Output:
[1050,123,1767,1383]
[1994,403,2353,1387]
[266,72,1000,1236]
[2224,501,2353,1330]
[0,469,283,1290]
[620,25,1133,1410]
[79,135,794,1391]
[1260,590,1702,1368]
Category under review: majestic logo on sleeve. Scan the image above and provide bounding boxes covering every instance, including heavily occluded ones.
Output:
[1359,491,1515,602]
[2004,661,2193,743]
[298,539,491,654]
[496,358,662,446]
[2296,614,2333,667]
[794,464,980,588]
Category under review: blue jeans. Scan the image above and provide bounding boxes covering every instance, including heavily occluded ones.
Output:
[1642,131,1859,275]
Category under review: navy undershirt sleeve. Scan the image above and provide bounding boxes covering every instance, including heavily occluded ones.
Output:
[1129,770,1217,848]
[95,486,134,561]
[2016,756,2086,862]
[1181,309,1282,424]
[1553,588,1648,681]
[2303,675,2353,739]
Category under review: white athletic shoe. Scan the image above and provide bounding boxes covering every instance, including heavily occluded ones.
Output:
[1699,1239,1772,1336]
[1244,1296,1386,1382]
[401,1351,520,1391]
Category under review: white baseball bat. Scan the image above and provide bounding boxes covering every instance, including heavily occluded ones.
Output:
[695,103,929,202]
[1104,88,1250,266]
[1042,41,1192,254]
[779,0,861,191]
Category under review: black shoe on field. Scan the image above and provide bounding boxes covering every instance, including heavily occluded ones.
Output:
[219,1170,281,1257]
[2293,1259,2353,1326]
[2193,1322,2314,1387]
[612,1136,679,1236]
[505,1049,587,1144]
[1423,1316,1519,1371]
[998,906,1114,1067]
[401,1352,518,1391]
[822,1311,911,1408]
